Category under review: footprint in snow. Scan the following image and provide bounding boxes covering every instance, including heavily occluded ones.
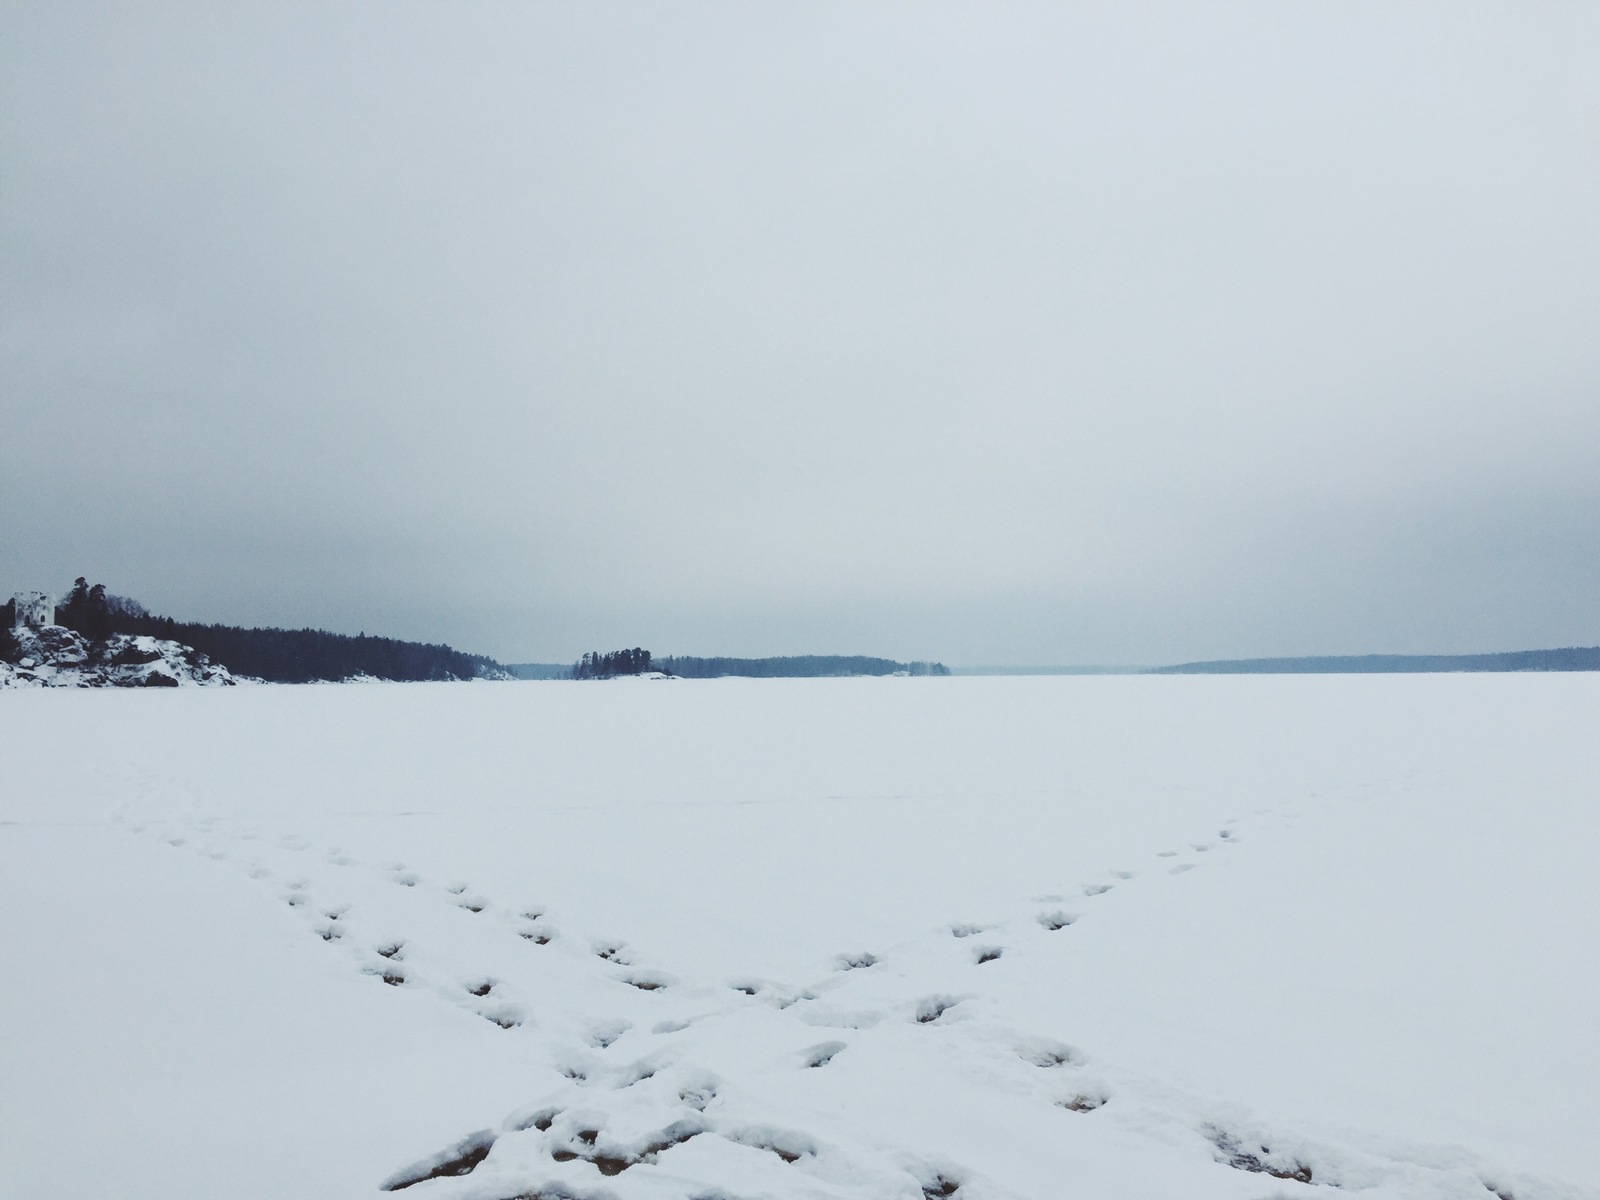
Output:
[913,1167,966,1198]
[1083,883,1114,897]
[1058,1091,1108,1112]
[802,1040,846,1068]
[1018,1038,1079,1068]
[620,971,671,992]
[379,1129,496,1191]
[914,995,962,1024]
[1169,863,1195,874]
[587,1019,631,1048]
[479,1002,524,1029]
[834,951,880,971]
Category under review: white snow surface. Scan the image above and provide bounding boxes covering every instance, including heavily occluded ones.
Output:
[1,676,1596,1200]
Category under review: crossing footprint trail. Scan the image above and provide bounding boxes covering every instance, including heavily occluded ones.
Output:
[116,805,1563,1200]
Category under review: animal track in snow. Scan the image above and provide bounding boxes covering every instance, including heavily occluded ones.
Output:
[1037,910,1077,931]
[950,923,986,938]
[1083,883,1114,897]
[973,946,1003,964]
[1169,863,1195,874]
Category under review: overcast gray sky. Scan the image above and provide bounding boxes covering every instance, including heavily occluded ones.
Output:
[3,1,1598,665]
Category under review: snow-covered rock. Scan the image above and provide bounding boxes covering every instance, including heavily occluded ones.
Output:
[0,625,233,688]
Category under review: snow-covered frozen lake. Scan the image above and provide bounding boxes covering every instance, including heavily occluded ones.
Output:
[2,676,1596,1199]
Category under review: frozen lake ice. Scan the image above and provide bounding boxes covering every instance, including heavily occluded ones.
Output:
[2,675,1596,1198]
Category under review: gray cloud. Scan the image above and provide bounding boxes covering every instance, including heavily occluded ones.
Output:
[4,1,1598,663]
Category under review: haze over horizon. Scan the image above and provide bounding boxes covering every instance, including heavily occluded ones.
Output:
[4,2,1598,666]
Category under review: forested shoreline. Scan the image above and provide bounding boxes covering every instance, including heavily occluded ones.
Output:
[6,579,503,683]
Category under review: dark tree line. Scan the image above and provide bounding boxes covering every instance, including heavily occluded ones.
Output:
[22,578,502,683]
[0,598,17,663]
[54,577,117,643]
[1152,648,1600,674]
[572,648,652,679]
[656,655,950,678]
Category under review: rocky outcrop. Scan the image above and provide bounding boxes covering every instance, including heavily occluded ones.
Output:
[1,625,235,688]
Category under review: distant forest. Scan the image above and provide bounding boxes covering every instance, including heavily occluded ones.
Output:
[658,655,949,678]
[26,578,503,683]
[572,648,653,679]
[1152,648,1600,674]
[556,651,951,680]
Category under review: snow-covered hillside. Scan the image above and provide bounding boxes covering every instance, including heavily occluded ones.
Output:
[1,677,1596,1199]
[1,624,234,687]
